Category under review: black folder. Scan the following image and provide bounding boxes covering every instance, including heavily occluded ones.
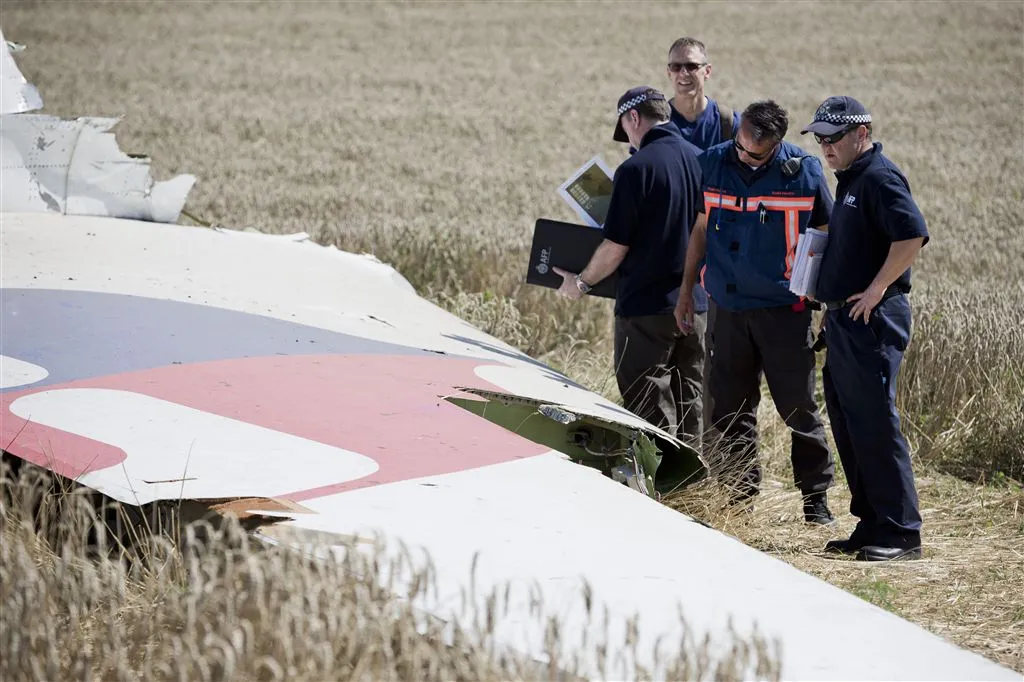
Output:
[525,218,617,299]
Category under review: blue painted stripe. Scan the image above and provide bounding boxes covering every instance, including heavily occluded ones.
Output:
[1,289,433,391]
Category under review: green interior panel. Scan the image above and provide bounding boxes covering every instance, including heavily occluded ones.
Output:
[446,391,707,494]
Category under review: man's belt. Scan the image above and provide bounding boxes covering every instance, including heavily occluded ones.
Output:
[821,285,907,312]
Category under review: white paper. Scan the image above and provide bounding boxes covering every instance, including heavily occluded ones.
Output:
[789,228,829,297]
[557,155,614,228]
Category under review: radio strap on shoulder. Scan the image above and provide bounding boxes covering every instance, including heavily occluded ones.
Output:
[718,104,735,141]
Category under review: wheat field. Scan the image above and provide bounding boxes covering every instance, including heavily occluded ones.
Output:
[2,0,1022,677]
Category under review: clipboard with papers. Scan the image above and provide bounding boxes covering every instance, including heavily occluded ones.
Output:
[524,218,617,299]
[789,228,829,298]
[557,155,614,228]
[523,157,619,299]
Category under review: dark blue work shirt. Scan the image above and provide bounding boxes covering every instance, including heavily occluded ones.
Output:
[698,141,833,310]
[669,97,740,151]
[603,123,705,318]
[816,143,930,302]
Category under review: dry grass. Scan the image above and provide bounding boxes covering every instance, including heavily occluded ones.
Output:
[0,461,782,682]
[900,283,1024,481]
[2,0,1023,675]
[668,455,1024,674]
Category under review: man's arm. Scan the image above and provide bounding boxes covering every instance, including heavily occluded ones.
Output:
[809,159,834,231]
[847,237,925,322]
[552,239,629,300]
[847,170,929,322]
[580,239,629,286]
[554,163,639,300]
[681,212,708,294]
[673,212,708,332]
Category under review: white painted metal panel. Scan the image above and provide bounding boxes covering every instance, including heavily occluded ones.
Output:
[0,30,43,114]
[267,454,1019,682]
[10,388,379,503]
[0,213,1017,681]
[0,116,195,223]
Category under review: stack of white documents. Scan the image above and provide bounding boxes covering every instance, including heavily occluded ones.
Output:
[790,228,829,298]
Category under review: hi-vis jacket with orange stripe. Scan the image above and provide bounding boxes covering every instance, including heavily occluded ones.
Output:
[699,140,833,311]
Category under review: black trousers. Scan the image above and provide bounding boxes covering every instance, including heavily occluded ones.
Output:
[702,299,717,435]
[823,295,921,548]
[614,312,706,446]
[710,305,834,497]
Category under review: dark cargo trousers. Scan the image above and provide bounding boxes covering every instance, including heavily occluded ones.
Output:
[822,295,922,548]
[614,313,706,446]
[702,299,717,436]
[709,305,834,498]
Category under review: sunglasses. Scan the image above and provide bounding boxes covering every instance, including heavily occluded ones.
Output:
[733,138,778,162]
[667,61,707,73]
[814,126,858,145]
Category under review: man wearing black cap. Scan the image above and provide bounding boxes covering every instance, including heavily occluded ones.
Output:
[553,86,705,446]
[674,100,836,525]
[801,96,929,561]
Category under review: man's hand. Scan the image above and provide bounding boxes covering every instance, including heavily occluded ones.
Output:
[812,315,827,352]
[552,266,583,300]
[674,295,695,334]
[847,238,925,323]
[847,284,886,323]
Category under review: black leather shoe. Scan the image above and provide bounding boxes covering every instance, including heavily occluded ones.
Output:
[726,497,755,516]
[823,538,862,555]
[856,545,922,562]
[728,488,758,509]
[803,492,835,526]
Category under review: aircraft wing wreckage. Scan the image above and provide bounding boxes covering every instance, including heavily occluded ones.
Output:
[0,28,42,115]
[0,31,1017,682]
[0,30,194,223]
[3,217,1018,681]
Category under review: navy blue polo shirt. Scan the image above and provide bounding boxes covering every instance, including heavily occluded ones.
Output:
[603,123,705,318]
[816,143,929,302]
[669,97,740,151]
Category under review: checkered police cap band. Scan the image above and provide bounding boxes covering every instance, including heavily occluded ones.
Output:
[618,94,649,116]
[612,86,666,142]
[801,96,871,137]
[815,111,872,125]
[813,97,872,125]
[616,88,665,116]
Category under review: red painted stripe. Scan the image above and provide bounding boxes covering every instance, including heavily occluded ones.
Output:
[1,394,128,479]
[3,355,550,501]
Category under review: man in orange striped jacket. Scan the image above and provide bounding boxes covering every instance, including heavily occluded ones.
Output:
[674,100,836,524]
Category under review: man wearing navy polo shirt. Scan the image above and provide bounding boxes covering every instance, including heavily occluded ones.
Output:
[801,96,928,561]
[553,86,705,447]
[663,36,740,440]
[665,37,739,151]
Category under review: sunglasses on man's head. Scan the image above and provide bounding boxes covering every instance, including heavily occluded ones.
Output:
[667,61,706,73]
[814,126,858,145]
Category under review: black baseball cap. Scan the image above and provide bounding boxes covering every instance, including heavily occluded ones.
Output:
[613,86,666,142]
[800,96,872,136]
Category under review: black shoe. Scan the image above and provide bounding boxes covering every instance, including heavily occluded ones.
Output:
[823,538,862,555]
[856,545,923,562]
[728,486,758,507]
[727,495,756,516]
[803,492,835,526]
